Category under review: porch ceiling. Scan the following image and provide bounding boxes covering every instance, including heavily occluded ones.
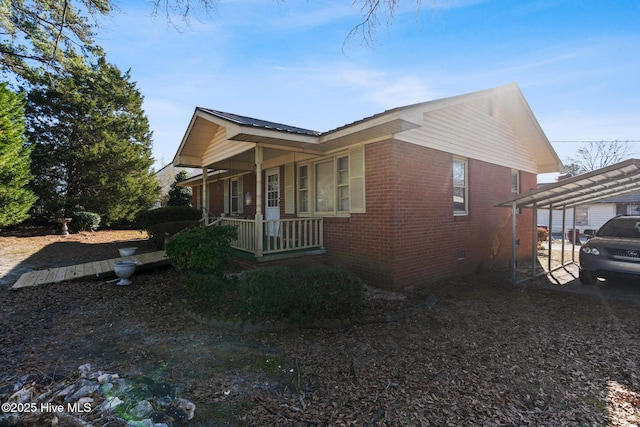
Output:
[495,159,640,209]
[173,117,223,167]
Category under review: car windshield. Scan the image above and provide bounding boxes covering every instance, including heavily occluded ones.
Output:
[597,218,640,238]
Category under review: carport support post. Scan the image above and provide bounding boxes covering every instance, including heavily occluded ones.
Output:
[561,206,567,266]
[510,201,517,284]
[572,206,578,263]
[531,203,538,277]
[547,204,553,272]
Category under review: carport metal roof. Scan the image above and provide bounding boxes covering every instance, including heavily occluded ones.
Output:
[496,158,640,210]
[495,158,640,284]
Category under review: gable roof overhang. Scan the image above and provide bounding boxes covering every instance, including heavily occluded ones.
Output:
[172,107,419,170]
[495,159,640,210]
[172,83,562,176]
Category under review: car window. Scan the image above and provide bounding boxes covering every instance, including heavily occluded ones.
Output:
[597,218,640,238]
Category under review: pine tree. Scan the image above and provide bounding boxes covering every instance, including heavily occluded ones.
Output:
[167,170,193,206]
[0,82,37,226]
[25,57,159,225]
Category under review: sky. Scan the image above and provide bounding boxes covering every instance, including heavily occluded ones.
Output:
[96,0,640,179]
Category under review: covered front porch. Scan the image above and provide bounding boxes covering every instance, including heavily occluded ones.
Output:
[210,216,325,261]
[173,108,337,261]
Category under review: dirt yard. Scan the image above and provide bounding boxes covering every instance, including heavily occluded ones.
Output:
[0,226,639,426]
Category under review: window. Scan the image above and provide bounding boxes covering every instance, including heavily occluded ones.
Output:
[298,165,309,213]
[337,156,349,212]
[511,169,521,214]
[453,158,468,215]
[511,170,520,195]
[575,206,588,226]
[298,151,357,216]
[315,160,335,213]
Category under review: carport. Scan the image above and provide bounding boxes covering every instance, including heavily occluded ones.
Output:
[495,158,640,284]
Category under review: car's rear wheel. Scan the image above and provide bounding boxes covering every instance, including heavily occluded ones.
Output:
[579,269,597,285]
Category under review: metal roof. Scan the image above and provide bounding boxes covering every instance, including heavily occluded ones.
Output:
[196,108,321,137]
[496,158,640,209]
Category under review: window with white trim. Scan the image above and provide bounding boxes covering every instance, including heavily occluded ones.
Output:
[511,169,520,196]
[315,160,335,213]
[453,158,468,215]
[575,206,589,226]
[337,156,349,212]
[298,151,357,216]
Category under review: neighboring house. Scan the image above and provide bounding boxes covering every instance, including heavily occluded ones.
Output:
[172,83,563,290]
[151,164,197,209]
[537,191,640,235]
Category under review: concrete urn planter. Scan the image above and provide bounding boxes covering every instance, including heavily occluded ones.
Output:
[118,247,138,257]
[112,260,137,286]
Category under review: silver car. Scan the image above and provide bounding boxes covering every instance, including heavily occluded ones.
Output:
[579,215,640,284]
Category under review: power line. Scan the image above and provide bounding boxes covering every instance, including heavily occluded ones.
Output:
[551,140,640,143]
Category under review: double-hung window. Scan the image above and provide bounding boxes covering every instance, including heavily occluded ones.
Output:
[315,160,335,213]
[453,158,468,215]
[298,153,353,216]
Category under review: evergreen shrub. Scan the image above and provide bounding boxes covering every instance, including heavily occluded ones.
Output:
[70,211,101,232]
[147,220,199,249]
[239,267,295,319]
[293,266,365,321]
[238,265,365,323]
[135,206,201,230]
[165,225,237,278]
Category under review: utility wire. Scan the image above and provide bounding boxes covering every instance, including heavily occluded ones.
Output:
[551,140,640,143]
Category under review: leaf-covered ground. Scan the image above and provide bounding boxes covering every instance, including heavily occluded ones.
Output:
[0,227,639,426]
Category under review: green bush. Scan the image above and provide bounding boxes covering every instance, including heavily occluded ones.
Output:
[165,225,237,278]
[135,206,201,230]
[237,265,365,323]
[292,266,364,321]
[239,267,295,319]
[147,220,199,249]
[70,211,101,232]
[185,273,236,299]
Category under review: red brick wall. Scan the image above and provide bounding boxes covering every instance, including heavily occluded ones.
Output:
[324,139,534,290]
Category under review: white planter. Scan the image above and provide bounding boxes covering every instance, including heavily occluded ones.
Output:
[113,260,137,285]
[118,247,138,257]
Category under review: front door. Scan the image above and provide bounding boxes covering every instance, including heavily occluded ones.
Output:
[265,168,280,236]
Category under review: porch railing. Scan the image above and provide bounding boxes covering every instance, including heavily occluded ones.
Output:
[218,217,323,256]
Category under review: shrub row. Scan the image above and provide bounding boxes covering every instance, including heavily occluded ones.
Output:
[164,225,365,324]
[135,206,201,229]
[240,265,365,323]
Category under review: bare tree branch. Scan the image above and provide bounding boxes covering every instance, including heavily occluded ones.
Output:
[565,140,633,174]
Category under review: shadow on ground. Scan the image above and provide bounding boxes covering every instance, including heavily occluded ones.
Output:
[531,262,640,305]
[0,227,156,288]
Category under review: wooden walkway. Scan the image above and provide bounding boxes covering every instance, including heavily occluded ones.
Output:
[11,251,169,290]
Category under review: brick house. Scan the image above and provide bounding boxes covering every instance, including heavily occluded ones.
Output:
[172,83,563,290]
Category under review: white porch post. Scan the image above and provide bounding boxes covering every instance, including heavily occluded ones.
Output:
[201,167,209,224]
[255,146,263,257]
